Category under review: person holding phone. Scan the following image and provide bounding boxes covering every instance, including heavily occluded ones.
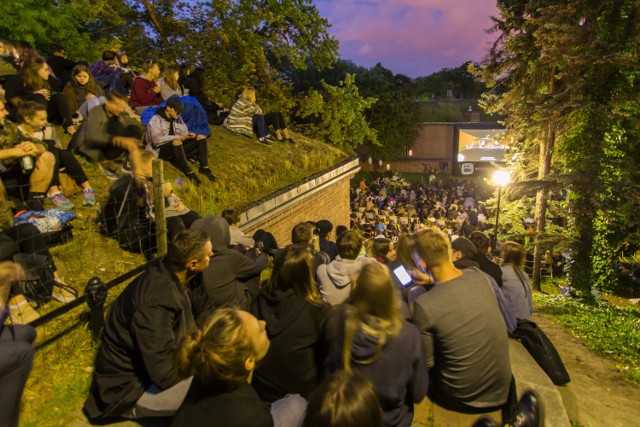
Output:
[145,97,215,186]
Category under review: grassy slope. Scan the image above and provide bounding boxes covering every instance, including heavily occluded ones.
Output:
[21,126,348,427]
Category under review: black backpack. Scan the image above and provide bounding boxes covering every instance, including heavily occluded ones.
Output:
[512,319,571,385]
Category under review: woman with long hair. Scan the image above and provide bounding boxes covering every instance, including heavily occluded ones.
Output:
[500,241,533,320]
[172,308,272,427]
[158,64,187,100]
[323,262,428,427]
[223,87,274,145]
[62,64,104,118]
[3,56,76,134]
[251,244,330,402]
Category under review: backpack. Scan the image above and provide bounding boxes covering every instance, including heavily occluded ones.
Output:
[512,319,571,385]
[12,253,55,305]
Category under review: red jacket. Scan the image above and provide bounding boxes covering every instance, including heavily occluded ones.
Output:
[129,76,163,107]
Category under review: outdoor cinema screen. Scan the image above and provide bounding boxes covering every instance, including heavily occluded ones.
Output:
[457,128,510,163]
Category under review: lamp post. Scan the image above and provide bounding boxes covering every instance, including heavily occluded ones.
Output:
[491,170,511,250]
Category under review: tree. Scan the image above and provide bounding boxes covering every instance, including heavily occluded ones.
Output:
[478,0,640,296]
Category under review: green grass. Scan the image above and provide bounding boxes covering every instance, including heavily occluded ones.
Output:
[534,282,640,385]
[20,126,348,426]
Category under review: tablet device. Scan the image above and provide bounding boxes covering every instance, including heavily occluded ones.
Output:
[393,265,412,287]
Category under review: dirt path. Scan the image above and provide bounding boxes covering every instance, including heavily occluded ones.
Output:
[534,314,640,427]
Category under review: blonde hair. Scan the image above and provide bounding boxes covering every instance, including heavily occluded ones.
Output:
[162,64,180,91]
[175,309,257,385]
[342,263,402,371]
[241,87,256,105]
[412,228,451,268]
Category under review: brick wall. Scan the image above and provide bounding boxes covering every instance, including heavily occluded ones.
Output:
[241,159,359,247]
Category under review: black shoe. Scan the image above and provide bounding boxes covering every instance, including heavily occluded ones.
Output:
[513,390,543,427]
[472,416,500,427]
[187,172,202,186]
[285,137,295,144]
[199,167,216,183]
[264,136,276,145]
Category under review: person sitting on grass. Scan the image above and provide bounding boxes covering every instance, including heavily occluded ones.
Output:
[0,98,54,210]
[89,50,124,91]
[222,87,275,146]
[74,88,145,180]
[222,209,254,249]
[129,59,163,115]
[145,97,214,185]
[158,64,188,100]
[15,100,96,208]
[172,308,307,427]
[62,64,104,121]
[3,56,76,135]
[84,229,213,421]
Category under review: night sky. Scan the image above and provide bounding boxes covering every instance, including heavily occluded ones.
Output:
[313,0,499,78]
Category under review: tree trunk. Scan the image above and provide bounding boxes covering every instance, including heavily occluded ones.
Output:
[137,0,171,52]
[532,123,555,291]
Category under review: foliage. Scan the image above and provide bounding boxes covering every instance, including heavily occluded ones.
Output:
[297,73,378,152]
[535,294,640,385]
[477,0,640,294]
[414,62,486,100]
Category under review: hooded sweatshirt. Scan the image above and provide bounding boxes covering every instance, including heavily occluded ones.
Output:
[316,256,376,306]
[251,289,329,402]
[323,305,429,427]
[191,216,267,310]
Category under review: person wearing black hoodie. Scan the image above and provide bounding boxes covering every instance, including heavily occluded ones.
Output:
[191,216,267,311]
[469,231,503,287]
[251,244,330,403]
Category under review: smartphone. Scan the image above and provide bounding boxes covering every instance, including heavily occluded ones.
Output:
[393,265,412,287]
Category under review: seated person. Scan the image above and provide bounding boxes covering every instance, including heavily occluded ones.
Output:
[101,150,197,257]
[191,216,267,309]
[500,241,533,320]
[0,261,36,427]
[221,209,254,248]
[83,229,213,421]
[145,97,214,185]
[46,44,76,86]
[158,64,187,99]
[89,50,124,91]
[290,222,330,273]
[223,87,274,145]
[251,244,330,402]
[183,67,228,125]
[0,97,54,210]
[114,52,136,94]
[162,180,200,238]
[62,64,104,120]
[303,371,383,427]
[172,308,282,427]
[15,100,96,208]
[0,40,20,80]
[411,228,516,423]
[264,110,294,143]
[469,231,503,287]
[316,230,375,306]
[316,219,338,261]
[3,56,76,135]
[73,89,144,178]
[450,237,517,334]
[129,59,163,114]
[323,263,428,427]
[370,236,396,265]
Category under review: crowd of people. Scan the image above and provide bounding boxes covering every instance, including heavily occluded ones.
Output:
[0,38,546,427]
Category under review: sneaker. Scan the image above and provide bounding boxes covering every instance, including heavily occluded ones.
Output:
[265,136,277,145]
[99,161,121,181]
[257,138,272,146]
[8,294,40,324]
[82,188,96,206]
[48,191,75,210]
[513,390,543,427]
[199,167,216,183]
[186,172,202,186]
[52,283,78,304]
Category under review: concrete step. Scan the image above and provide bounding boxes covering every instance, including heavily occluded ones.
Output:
[411,339,571,426]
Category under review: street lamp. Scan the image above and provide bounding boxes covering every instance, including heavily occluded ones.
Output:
[386,163,390,171]
[491,170,511,250]
[367,157,372,165]
[408,149,413,157]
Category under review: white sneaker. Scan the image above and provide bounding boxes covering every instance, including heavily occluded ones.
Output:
[52,284,78,303]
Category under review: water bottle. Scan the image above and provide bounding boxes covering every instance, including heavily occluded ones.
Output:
[20,155,34,173]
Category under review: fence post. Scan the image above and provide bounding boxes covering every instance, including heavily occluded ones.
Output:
[85,277,107,342]
[152,158,167,257]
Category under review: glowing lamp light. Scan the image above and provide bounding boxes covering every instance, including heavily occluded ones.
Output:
[492,170,511,187]
[378,159,383,167]
[386,164,390,171]
[367,157,372,165]
[408,149,413,157]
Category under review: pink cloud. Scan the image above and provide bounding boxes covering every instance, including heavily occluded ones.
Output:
[315,0,499,77]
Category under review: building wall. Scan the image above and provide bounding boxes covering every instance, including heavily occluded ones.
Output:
[241,159,359,247]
